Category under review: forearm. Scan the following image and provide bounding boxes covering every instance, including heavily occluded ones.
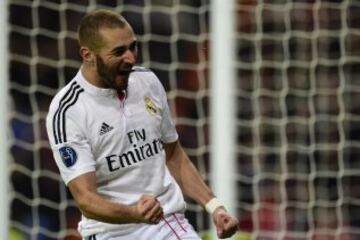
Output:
[166,142,215,207]
[75,190,139,224]
[68,173,140,224]
[171,158,214,206]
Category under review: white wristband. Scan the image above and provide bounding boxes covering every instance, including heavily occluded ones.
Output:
[205,198,224,214]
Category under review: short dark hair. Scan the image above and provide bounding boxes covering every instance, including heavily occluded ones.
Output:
[78,9,128,52]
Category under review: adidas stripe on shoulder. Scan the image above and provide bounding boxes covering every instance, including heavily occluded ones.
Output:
[52,81,84,144]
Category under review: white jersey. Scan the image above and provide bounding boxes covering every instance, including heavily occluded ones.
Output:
[46,67,186,237]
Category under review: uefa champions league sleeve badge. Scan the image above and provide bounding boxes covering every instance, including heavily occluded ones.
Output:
[59,146,78,167]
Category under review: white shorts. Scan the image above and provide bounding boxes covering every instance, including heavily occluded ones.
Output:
[86,213,201,240]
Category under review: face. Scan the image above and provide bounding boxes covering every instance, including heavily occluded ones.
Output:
[95,26,137,92]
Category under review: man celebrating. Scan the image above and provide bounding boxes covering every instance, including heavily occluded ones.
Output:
[46,9,238,239]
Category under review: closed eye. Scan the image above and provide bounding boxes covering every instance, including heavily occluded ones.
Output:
[112,46,127,56]
[111,41,137,57]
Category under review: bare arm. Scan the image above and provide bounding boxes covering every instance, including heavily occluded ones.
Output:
[68,172,163,224]
[164,140,214,206]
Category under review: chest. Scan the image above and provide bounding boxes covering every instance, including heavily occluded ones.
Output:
[84,95,163,158]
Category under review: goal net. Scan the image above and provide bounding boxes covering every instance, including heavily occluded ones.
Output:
[8,0,211,239]
[235,1,360,240]
[6,1,360,240]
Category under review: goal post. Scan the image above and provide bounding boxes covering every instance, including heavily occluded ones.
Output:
[0,0,10,239]
[210,0,237,223]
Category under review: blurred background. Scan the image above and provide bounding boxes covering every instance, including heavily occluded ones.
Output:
[6,0,360,239]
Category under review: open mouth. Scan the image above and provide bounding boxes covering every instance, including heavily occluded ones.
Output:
[118,68,134,75]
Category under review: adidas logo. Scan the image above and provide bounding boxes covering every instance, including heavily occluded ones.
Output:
[99,122,114,135]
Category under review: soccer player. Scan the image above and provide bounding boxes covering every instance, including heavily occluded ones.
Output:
[46,9,239,240]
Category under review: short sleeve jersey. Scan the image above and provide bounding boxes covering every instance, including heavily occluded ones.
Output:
[46,67,186,237]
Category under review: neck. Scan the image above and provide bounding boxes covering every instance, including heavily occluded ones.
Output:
[81,64,104,88]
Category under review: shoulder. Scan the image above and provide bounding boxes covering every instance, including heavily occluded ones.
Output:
[46,79,87,143]
[132,66,153,73]
[131,66,157,82]
[47,80,85,118]
[130,66,163,89]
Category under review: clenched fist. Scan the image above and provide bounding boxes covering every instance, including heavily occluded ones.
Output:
[135,194,164,224]
[212,207,239,239]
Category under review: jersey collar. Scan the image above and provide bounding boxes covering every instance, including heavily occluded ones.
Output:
[75,69,118,98]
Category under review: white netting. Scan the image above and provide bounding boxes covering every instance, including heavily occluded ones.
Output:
[236,0,360,239]
[9,0,210,239]
[8,0,360,240]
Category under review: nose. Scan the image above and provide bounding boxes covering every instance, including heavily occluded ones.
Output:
[123,49,136,64]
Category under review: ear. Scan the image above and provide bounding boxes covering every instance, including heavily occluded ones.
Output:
[79,46,95,65]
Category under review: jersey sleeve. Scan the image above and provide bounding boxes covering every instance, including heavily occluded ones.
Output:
[46,99,95,185]
[153,74,179,143]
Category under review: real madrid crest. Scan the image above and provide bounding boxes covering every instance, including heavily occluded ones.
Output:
[144,96,158,115]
